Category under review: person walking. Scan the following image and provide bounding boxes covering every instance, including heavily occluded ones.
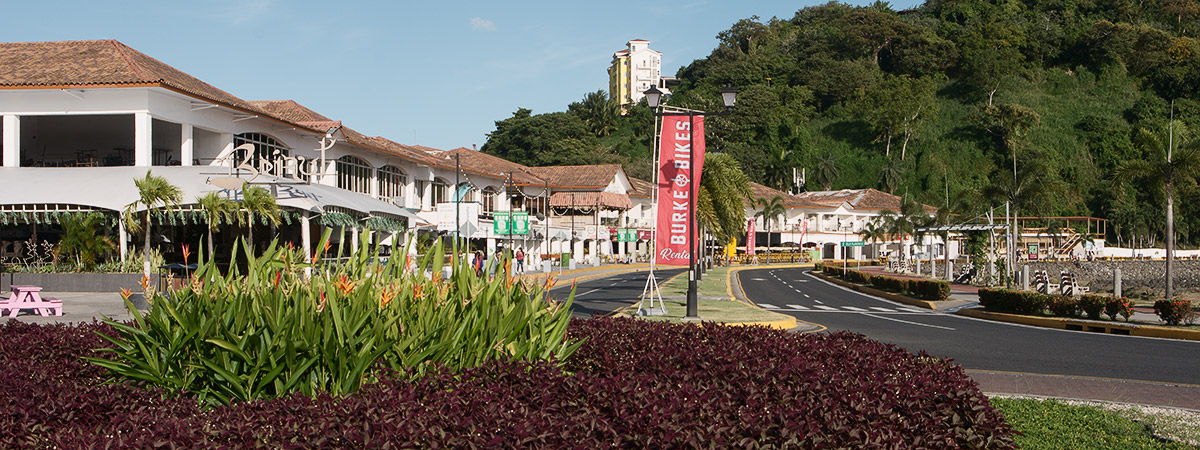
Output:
[472,250,485,277]
[515,249,525,274]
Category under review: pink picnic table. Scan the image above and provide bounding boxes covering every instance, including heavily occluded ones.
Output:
[2,285,63,318]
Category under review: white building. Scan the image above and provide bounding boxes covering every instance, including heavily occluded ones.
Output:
[608,39,667,109]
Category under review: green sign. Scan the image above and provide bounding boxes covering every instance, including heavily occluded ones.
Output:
[617,228,637,242]
[493,211,530,235]
[840,241,866,247]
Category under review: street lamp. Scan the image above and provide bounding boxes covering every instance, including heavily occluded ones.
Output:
[645,83,736,320]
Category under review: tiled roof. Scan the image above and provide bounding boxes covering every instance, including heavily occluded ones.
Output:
[627,177,654,198]
[796,188,937,212]
[434,148,543,185]
[0,40,265,118]
[249,100,334,123]
[526,164,624,189]
[748,183,825,208]
[549,191,632,210]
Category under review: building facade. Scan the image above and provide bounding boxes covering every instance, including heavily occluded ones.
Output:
[607,39,665,110]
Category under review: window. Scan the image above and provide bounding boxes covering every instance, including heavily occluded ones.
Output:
[432,178,449,204]
[377,165,407,202]
[481,188,497,215]
[336,155,373,194]
[234,133,296,177]
[414,180,428,208]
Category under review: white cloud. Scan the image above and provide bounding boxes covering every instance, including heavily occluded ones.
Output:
[469,17,496,32]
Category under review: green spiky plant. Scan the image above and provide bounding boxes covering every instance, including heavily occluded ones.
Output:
[88,229,580,405]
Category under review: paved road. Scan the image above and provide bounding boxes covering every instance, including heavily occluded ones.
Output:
[556,268,686,319]
[738,267,1200,386]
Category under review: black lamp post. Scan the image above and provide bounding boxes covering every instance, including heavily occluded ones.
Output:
[644,83,737,320]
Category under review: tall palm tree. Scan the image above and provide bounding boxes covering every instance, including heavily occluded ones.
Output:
[859,219,888,261]
[879,157,904,194]
[240,185,281,251]
[196,192,239,260]
[812,152,840,190]
[698,153,753,246]
[981,155,1059,252]
[1117,127,1200,299]
[754,195,787,263]
[123,170,182,278]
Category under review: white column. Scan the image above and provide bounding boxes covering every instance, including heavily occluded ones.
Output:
[2,115,18,167]
[180,124,194,166]
[301,212,312,262]
[118,216,129,262]
[134,112,153,167]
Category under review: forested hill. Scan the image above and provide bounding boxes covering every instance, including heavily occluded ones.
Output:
[481,0,1200,247]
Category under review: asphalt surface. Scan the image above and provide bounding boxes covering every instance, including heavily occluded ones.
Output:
[738,267,1200,408]
[557,268,686,318]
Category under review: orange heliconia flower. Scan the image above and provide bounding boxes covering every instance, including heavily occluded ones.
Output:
[181,244,191,263]
[317,291,327,312]
[544,276,558,290]
[334,274,356,296]
[380,286,397,308]
[432,272,442,284]
[139,275,151,291]
[412,282,425,298]
[119,287,133,300]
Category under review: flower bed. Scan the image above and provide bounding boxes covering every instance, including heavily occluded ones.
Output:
[979,289,1144,322]
[0,318,1015,448]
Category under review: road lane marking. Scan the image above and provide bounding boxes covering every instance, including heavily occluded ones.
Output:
[786,304,809,310]
[814,305,838,311]
[813,298,821,303]
[863,313,956,330]
[869,307,895,312]
[758,303,779,309]
[897,307,925,313]
[842,306,868,312]
[751,278,766,281]
[577,288,601,297]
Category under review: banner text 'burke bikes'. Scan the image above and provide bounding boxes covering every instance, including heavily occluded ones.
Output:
[655,115,705,266]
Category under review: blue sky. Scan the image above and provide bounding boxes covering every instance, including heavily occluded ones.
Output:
[2,0,922,151]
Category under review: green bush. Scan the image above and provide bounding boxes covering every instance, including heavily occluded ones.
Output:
[1153,299,1196,326]
[979,289,1048,315]
[88,231,579,405]
[1078,295,1106,320]
[1046,295,1080,317]
[1105,297,1135,321]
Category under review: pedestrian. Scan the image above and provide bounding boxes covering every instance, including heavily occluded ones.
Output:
[515,249,525,274]
[472,250,484,277]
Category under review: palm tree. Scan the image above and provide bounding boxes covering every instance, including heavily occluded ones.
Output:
[123,170,182,278]
[754,195,787,264]
[240,185,281,251]
[1038,218,1063,258]
[56,212,116,270]
[567,90,619,137]
[698,153,753,246]
[981,155,1059,252]
[859,218,888,261]
[812,152,839,190]
[196,192,239,260]
[1116,127,1200,299]
[879,157,904,194]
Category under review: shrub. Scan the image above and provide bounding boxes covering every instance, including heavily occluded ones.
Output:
[1104,297,1135,321]
[907,279,952,300]
[1153,299,1197,326]
[1078,295,1107,320]
[979,288,1048,315]
[870,273,909,292]
[89,233,578,404]
[1046,295,1080,317]
[1,319,1017,448]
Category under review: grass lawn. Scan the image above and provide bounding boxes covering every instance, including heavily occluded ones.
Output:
[992,397,1199,449]
[621,265,806,324]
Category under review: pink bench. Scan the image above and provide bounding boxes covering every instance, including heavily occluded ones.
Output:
[1,285,63,318]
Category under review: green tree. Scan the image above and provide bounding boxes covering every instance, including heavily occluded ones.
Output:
[879,157,904,194]
[842,7,912,65]
[196,192,239,259]
[240,186,281,250]
[481,109,603,167]
[812,152,840,190]
[123,170,182,278]
[960,23,1026,106]
[753,195,788,263]
[1116,126,1200,299]
[56,212,116,270]
[698,153,753,245]
[567,90,619,137]
[859,218,888,259]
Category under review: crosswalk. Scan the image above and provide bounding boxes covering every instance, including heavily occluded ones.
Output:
[758,303,927,313]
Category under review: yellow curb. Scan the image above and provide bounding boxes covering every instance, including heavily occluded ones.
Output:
[723,264,818,331]
[810,271,947,310]
[956,309,1200,341]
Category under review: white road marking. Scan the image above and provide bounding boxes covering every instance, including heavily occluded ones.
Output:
[869,307,895,312]
[813,298,821,303]
[758,303,779,309]
[751,278,766,281]
[842,306,868,311]
[814,305,838,311]
[577,288,601,297]
[795,280,809,282]
[786,304,809,310]
[863,313,956,330]
[897,307,926,313]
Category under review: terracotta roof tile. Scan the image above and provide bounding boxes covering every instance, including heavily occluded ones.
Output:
[796,188,936,212]
[0,40,262,115]
[628,177,654,198]
[434,148,542,185]
[526,164,623,189]
[748,182,825,208]
[248,100,335,123]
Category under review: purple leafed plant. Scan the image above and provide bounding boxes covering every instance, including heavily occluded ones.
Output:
[1,318,1014,448]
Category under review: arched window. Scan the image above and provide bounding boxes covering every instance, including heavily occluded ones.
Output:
[431,178,450,205]
[377,165,407,202]
[336,155,373,194]
[481,187,497,215]
[456,182,476,203]
[234,132,290,170]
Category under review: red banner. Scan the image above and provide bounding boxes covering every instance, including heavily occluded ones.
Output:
[746,217,756,256]
[655,115,705,266]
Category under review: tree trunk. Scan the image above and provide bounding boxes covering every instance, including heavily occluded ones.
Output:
[247,213,254,254]
[143,210,152,278]
[901,128,911,161]
[207,229,215,262]
[1166,179,1175,299]
[885,132,893,158]
[765,221,771,265]
[987,89,997,106]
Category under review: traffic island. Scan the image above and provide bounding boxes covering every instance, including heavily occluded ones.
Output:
[956,308,1200,341]
[809,270,969,310]
[617,265,811,330]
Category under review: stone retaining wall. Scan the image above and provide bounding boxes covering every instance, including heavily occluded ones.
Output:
[1017,261,1200,294]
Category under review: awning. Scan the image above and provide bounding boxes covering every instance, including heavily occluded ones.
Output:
[0,166,428,225]
[549,191,631,209]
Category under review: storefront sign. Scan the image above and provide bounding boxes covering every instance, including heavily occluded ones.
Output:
[655,115,705,266]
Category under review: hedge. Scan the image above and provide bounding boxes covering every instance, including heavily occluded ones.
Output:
[0,318,1015,448]
[820,265,951,300]
[979,289,1138,322]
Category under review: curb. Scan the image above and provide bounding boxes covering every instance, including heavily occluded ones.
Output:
[956,308,1200,341]
[810,271,952,310]
[727,265,823,332]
